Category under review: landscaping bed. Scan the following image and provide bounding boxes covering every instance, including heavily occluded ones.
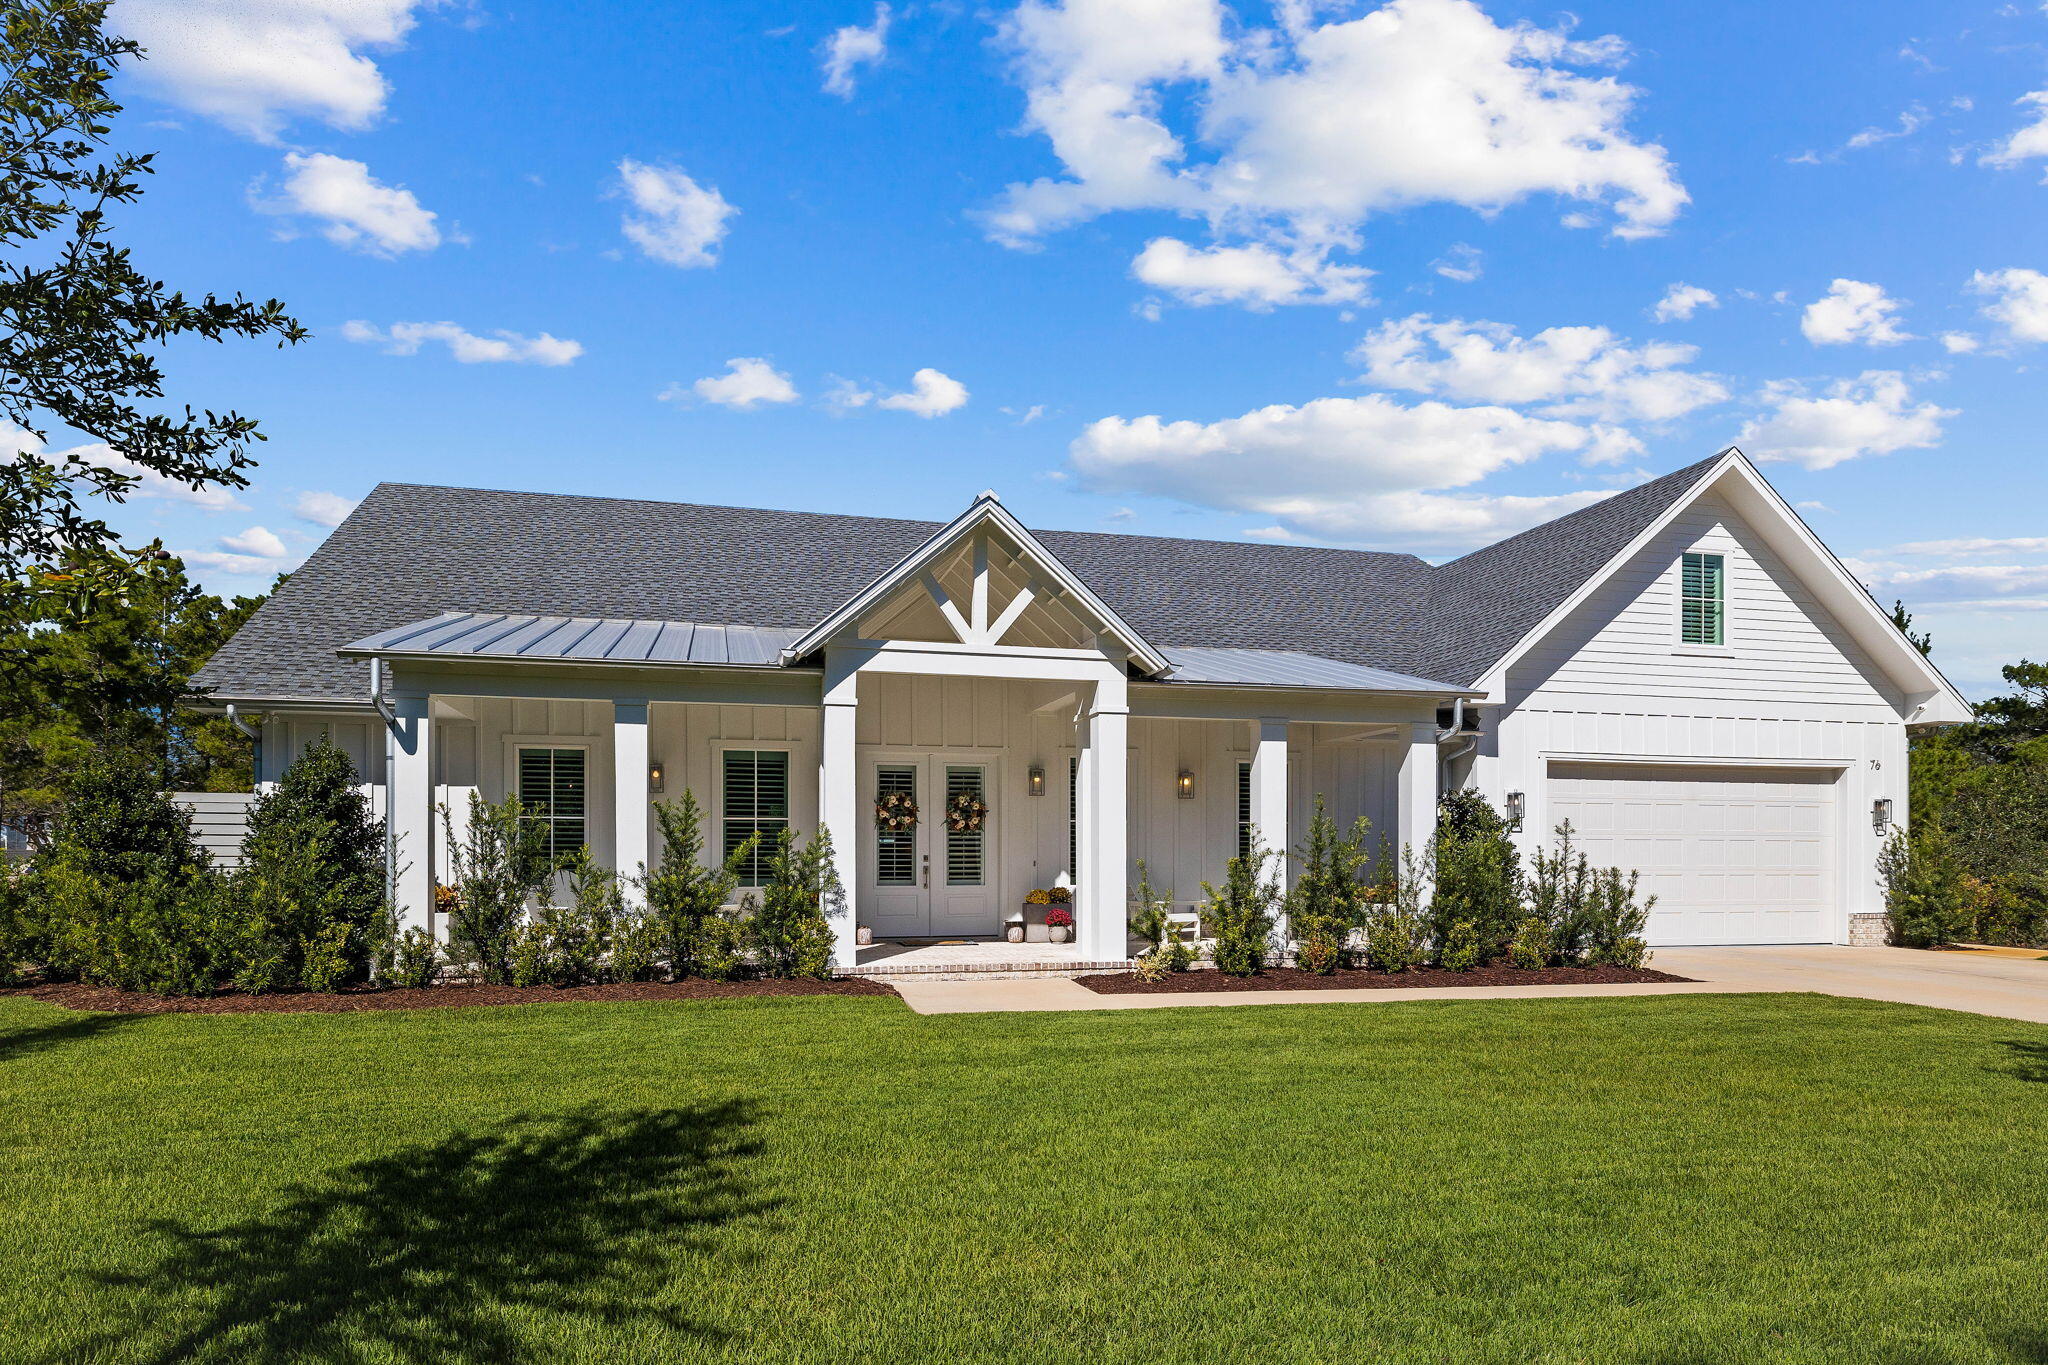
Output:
[11,976,895,1015]
[1079,963,1692,993]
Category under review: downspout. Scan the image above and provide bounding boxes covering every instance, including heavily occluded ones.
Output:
[370,656,400,918]
[1435,698,1479,789]
[225,704,262,790]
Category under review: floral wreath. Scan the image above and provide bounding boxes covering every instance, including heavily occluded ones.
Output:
[944,791,990,834]
[874,790,919,832]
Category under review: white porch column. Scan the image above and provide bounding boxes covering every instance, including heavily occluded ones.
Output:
[1396,720,1440,860]
[820,662,861,968]
[1076,672,1130,961]
[388,692,435,937]
[612,700,650,897]
[1250,716,1290,947]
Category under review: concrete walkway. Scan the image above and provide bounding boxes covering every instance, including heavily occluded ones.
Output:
[890,944,2048,1023]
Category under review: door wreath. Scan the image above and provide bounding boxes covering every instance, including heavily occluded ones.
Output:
[944,791,990,833]
[874,790,919,831]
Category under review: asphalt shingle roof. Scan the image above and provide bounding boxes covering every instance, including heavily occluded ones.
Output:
[194,456,1728,704]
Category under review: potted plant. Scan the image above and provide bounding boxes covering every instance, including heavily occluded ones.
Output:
[1045,906,1074,944]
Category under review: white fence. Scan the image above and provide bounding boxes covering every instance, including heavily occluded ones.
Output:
[171,791,258,868]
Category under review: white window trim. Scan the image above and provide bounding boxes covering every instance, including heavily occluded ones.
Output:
[1673,548,1732,652]
[711,740,798,886]
[503,737,595,859]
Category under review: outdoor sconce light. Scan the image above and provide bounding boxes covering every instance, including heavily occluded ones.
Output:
[1177,769,1196,800]
[1505,790,1526,823]
[1872,798,1893,834]
[1029,764,1045,797]
[648,760,666,794]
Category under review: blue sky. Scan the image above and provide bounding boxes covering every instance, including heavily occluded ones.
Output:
[73,0,2048,694]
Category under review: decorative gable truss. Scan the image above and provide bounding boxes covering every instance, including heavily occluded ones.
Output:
[782,492,1171,674]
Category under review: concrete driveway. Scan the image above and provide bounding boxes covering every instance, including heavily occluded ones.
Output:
[892,944,2048,1020]
[1651,945,2048,1025]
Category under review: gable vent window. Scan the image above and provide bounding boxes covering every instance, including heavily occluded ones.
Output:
[1681,551,1726,646]
[517,747,587,860]
[722,749,790,885]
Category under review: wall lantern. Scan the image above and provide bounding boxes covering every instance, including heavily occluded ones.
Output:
[648,760,666,794]
[1872,797,1893,834]
[1028,764,1045,797]
[1177,769,1196,800]
[1505,790,1526,823]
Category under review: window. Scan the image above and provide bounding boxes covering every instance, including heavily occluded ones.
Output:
[722,749,790,884]
[945,766,986,887]
[1681,551,1725,645]
[876,764,916,886]
[516,747,586,859]
[1068,756,1078,879]
[1237,761,1252,862]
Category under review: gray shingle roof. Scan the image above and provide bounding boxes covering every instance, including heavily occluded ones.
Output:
[195,457,1727,704]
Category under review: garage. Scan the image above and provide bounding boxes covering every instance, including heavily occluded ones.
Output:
[1546,762,1839,946]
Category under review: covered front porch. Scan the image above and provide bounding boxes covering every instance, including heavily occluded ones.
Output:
[342,492,1468,969]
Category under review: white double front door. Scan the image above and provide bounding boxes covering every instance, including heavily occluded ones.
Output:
[860,753,1000,939]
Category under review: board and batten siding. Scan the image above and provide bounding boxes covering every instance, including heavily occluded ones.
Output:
[1484,491,1909,939]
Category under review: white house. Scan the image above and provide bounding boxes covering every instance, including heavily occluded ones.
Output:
[195,449,1970,965]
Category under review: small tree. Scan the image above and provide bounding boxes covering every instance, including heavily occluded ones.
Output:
[1361,843,1429,973]
[1878,824,1967,949]
[37,747,203,884]
[1526,821,1596,966]
[1429,790,1522,965]
[440,792,553,985]
[1129,859,1193,978]
[1285,797,1371,973]
[1204,840,1281,977]
[746,825,840,979]
[644,791,755,979]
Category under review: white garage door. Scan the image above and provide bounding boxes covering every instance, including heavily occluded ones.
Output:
[1546,763,1838,946]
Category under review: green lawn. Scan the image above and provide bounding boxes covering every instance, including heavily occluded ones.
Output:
[3,991,2045,1364]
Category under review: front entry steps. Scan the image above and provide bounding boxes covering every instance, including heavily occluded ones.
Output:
[836,938,1132,981]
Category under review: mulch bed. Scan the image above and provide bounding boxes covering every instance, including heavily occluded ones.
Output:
[1078,963,1693,994]
[11,976,896,1015]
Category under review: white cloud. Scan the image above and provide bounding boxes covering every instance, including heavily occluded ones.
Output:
[293,490,358,527]
[615,159,736,269]
[1737,370,1953,470]
[1652,282,1717,322]
[1131,237,1371,307]
[182,524,296,575]
[684,357,800,409]
[1941,331,1981,354]
[878,368,970,418]
[341,320,583,365]
[1967,267,2048,345]
[1431,243,1483,283]
[110,0,435,142]
[1794,500,1833,514]
[1351,314,1728,427]
[1800,278,1913,345]
[1882,535,2048,558]
[258,152,442,256]
[983,0,1685,308]
[1068,393,1617,549]
[1846,103,1930,150]
[821,3,890,98]
[3,424,246,511]
[1981,90,2048,174]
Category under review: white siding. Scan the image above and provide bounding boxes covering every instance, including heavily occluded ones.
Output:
[1482,490,1912,941]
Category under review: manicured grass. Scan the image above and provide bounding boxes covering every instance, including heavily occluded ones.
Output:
[3,991,2045,1364]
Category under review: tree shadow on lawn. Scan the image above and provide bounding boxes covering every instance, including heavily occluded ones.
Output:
[72,1101,776,1364]
[1996,1039,2048,1085]
[0,1008,136,1063]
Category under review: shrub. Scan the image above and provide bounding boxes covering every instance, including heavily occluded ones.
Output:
[236,739,387,989]
[609,914,659,983]
[1127,860,1172,950]
[1508,916,1550,970]
[1429,790,1521,964]
[1203,840,1281,977]
[39,749,206,886]
[44,862,244,996]
[1583,868,1655,967]
[1439,919,1482,972]
[644,792,755,979]
[1526,822,1596,966]
[1962,874,2048,949]
[387,927,441,989]
[1360,844,1429,973]
[441,792,554,985]
[1285,797,1370,974]
[0,858,42,986]
[1878,825,1968,948]
[746,825,841,979]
